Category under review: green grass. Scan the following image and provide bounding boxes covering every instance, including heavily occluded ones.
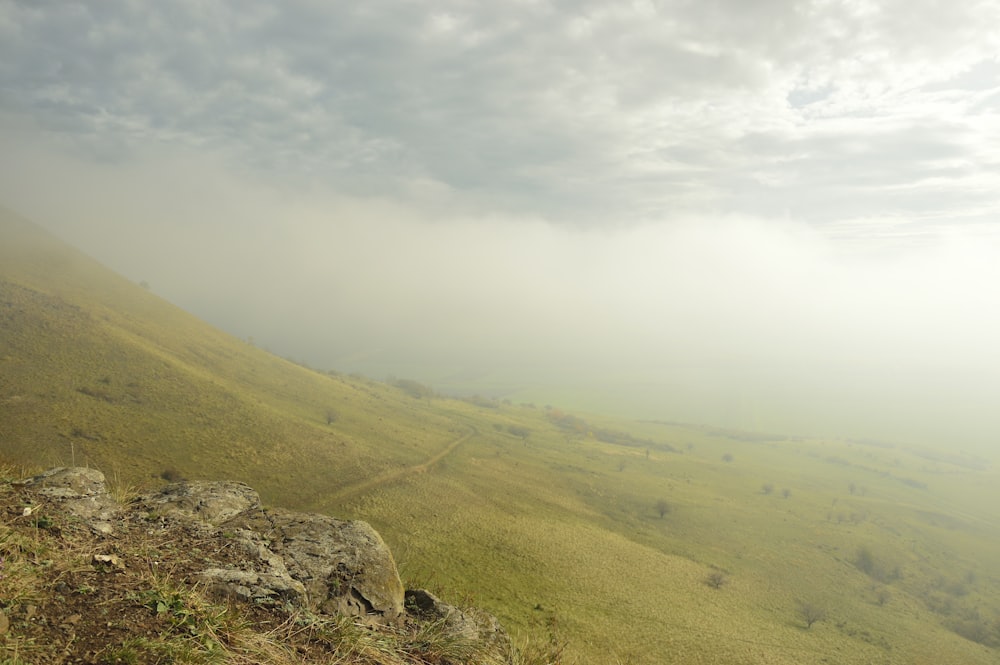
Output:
[3,206,1000,663]
[0,208,459,507]
[324,407,1000,664]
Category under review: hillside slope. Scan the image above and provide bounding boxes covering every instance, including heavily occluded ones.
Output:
[3,206,1000,664]
[0,206,462,508]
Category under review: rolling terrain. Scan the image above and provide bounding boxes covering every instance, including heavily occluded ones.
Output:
[3,206,1000,664]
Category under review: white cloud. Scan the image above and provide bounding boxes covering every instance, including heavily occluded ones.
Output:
[3,0,998,232]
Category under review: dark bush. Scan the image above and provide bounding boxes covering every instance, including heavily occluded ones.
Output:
[796,600,827,628]
[655,499,671,518]
[705,571,727,589]
[160,468,184,483]
[392,378,435,399]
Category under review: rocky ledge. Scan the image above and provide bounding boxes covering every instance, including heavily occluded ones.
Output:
[9,467,510,663]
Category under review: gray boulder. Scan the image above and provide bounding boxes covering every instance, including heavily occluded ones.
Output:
[405,589,512,663]
[195,566,306,607]
[230,508,406,625]
[18,471,416,628]
[20,467,118,534]
[134,480,405,625]
[136,480,261,526]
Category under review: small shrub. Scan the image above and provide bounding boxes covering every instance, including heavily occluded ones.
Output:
[704,571,727,589]
[108,471,141,504]
[655,499,671,519]
[855,546,899,583]
[392,378,435,399]
[160,468,184,483]
[507,425,531,439]
[855,546,875,576]
[796,600,827,629]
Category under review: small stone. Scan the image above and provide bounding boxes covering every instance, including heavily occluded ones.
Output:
[93,553,124,569]
[0,610,9,634]
[90,521,114,535]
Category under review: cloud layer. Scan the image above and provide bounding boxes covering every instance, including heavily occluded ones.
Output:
[3,1,1000,230]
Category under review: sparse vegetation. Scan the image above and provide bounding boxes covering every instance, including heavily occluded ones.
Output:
[161,468,185,483]
[390,378,435,400]
[507,425,531,439]
[796,600,828,629]
[654,498,671,519]
[855,546,900,583]
[704,571,727,589]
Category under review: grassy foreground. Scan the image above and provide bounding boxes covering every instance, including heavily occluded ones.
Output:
[3,206,1000,663]
[0,463,539,665]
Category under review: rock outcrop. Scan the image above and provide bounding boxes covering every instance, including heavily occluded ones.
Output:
[18,467,505,651]
[136,479,261,526]
[5,467,516,664]
[18,466,119,535]
[405,588,511,655]
[231,508,405,623]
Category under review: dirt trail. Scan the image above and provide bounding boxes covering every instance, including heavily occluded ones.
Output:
[326,425,477,503]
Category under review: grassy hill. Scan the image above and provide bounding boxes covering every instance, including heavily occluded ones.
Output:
[0,206,463,507]
[3,205,1000,664]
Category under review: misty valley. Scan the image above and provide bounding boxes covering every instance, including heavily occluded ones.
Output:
[2,207,1000,664]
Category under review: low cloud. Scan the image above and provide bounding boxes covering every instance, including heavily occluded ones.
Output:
[3,2,1000,450]
[4,127,999,450]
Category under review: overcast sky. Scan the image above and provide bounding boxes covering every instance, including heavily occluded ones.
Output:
[3,1,1000,450]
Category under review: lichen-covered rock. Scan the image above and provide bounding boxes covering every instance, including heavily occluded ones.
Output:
[194,527,307,608]
[133,480,405,625]
[136,480,260,526]
[21,467,118,534]
[19,472,412,628]
[22,467,107,497]
[406,588,479,640]
[405,588,512,660]
[230,508,406,625]
[195,567,307,607]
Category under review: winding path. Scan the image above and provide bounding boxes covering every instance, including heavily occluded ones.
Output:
[325,424,478,503]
